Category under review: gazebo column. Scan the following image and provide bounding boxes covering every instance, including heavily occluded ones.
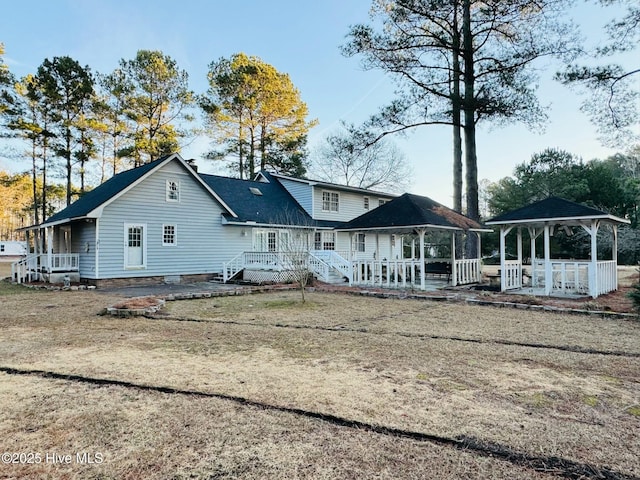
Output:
[451,231,457,287]
[612,225,618,290]
[418,229,426,290]
[544,225,551,296]
[499,226,513,292]
[589,220,599,298]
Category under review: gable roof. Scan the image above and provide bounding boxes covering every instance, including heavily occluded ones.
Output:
[200,173,321,227]
[338,193,488,232]
[37,153,236,228]
[485,196,629,225]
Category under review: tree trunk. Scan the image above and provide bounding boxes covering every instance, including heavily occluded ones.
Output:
[452,0,463,215]
[31,140,39,225]
[462,0,479,258]
[66,125,72,206]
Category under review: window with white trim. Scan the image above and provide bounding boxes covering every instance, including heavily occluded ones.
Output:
[355,233,366,252]
[166,180,180,202]
[322,191,339,212]
[363,197,369,210]
[379,199,387,206]
[163,224,177,246]
[313,231,335,250]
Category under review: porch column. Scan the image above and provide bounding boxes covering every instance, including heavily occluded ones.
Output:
[589,220,599,298]
[348,232,354,286]
[47,226,53,273]
[451,231,457,287]
[476,232,482,281]
[544,225,551,296]
[418,229,426,290]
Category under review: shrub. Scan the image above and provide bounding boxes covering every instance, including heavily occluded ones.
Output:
[627,265,640,313]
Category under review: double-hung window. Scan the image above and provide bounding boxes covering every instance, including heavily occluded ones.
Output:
[322,191,339,212]
[163,224,177,246]
[355,233,366,252]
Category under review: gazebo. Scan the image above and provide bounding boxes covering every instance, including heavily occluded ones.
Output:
[485,197,630,298]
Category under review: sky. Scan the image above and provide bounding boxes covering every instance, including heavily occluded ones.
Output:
[1,0,638,207]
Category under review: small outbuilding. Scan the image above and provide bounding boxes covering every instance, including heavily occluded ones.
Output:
[485,197,630,298]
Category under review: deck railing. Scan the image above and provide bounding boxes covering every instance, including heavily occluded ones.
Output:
[11,253,79,284]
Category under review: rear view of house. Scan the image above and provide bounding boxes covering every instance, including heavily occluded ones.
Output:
[13,153,487,290]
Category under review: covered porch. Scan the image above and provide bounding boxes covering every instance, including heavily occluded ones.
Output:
[486,197,629,298]
[12,222,80,284]
[338,193,490,291]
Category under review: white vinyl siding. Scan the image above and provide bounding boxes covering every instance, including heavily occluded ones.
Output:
[278,178,313,215]
[314,188,393,222]
[96,160,252,279]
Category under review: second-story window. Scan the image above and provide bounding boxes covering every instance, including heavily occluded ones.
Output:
[363,197,369,210]
[322,191,339,212]
[166,180,180,202]
[378,199,387,207]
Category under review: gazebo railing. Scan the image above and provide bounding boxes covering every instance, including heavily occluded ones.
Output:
[597,260,617,296]
[455,259,482,286]
[503,260,522,290]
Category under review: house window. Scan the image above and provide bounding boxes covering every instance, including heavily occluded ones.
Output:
[363,197,369,210]
[314,231,335,250]
[166,180,180,202]
[355,233,366,252]
[379,199,387,207]
[0,245,4,252]
[322,191,339,212]
[163,224,177,246]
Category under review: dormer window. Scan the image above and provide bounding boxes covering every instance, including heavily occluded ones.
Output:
[322,191,339,212]
[166,180,180,202]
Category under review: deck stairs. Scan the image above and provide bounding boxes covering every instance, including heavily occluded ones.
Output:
[222,251,350,285]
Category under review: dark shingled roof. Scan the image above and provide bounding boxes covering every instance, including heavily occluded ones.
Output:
[199,173,318,226]
[340,193,484,231]
[486,197,617,224]
[44,155,170,225]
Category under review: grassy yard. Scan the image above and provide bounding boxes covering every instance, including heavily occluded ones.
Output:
[0,286,639,479]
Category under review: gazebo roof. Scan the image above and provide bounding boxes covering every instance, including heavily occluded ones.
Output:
[338,193,489,232]
[485,197,629,226]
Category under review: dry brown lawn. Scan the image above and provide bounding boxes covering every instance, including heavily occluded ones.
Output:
[0,285,639,479]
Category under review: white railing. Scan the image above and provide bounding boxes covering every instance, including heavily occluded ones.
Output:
[223,251,336,283]
[11,253,79,284]
[49,253,79,272]
[455,259,482,286]
[502,260,522,290]
[597,260,617,296]
[311,250,352,279]
[307,252,330,281]
[550,261,590,295]
[352,259,423,288]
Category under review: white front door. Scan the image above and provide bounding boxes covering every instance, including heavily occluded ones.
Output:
[125,224,145,268]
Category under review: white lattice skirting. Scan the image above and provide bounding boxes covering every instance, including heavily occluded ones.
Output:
[243,269,296,284]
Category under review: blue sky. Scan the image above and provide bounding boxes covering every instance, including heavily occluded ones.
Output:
[1,0,637,207]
